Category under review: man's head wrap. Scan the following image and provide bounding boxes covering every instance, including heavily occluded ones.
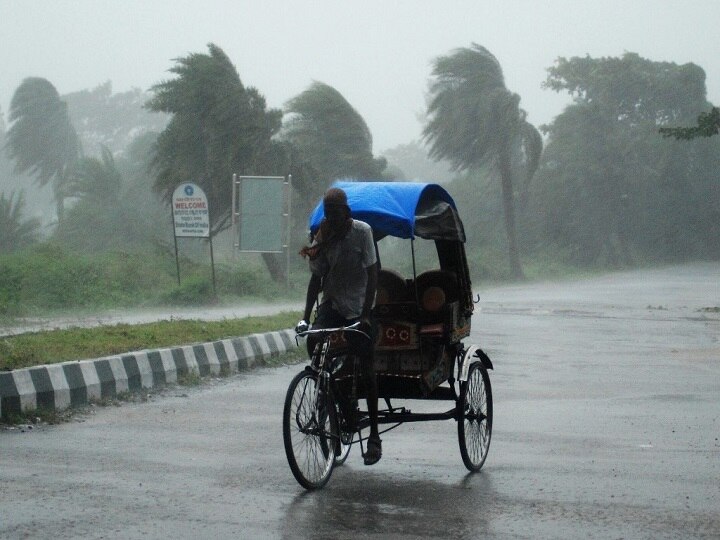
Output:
[323,187,349,209]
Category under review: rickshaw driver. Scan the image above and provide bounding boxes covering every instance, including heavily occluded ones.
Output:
[296,187,382,466]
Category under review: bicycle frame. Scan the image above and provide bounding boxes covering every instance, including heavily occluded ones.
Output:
[297,324,464,443]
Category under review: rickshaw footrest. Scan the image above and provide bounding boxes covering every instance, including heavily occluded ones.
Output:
[373,408,458,425]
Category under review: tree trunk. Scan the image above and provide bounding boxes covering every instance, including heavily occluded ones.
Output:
[52,177,65,225]
[498,153,524,280]
[262,252,286,283]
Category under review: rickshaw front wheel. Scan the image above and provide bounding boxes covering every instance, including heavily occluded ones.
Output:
[283,369,338,489]
[458,362,493,471]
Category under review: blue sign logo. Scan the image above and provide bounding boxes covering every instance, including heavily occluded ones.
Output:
[184,185,194,196]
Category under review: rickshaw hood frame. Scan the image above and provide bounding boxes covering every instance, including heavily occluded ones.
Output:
[309,180,466,242]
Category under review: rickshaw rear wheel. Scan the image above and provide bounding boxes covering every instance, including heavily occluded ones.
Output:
[458,362,493,471]
[283,369,338,489]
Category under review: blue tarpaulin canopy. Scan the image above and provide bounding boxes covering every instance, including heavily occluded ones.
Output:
[309,181,465,242]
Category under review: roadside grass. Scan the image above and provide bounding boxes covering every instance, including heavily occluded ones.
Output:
[0,311,301,371]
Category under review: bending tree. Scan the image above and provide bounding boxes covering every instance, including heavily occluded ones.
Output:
[53,144,131,251]
[282,81,387,222]
[147,44,287,280]
[5,77,80,223]
[62,145,122,203]
[423,44,541,279]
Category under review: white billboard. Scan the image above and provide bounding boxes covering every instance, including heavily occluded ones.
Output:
[233,176,286,252]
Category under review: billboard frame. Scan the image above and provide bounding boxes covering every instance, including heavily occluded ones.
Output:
[232,174,292,288]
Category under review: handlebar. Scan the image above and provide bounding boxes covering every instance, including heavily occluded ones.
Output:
[296,321,371,342]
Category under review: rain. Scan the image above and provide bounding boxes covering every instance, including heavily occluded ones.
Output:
[1,2,719,538]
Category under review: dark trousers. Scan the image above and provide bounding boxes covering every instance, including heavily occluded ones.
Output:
[311,302,379,435]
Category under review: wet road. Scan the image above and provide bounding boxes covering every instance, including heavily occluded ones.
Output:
[1,263,719,539]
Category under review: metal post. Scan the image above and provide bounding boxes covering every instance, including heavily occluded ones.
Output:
[411,238,419,306]
[209,234,217,296]
[231,173,238,249]
[171,205,181,286]
[285,174,292,290]
[208,190,217,297]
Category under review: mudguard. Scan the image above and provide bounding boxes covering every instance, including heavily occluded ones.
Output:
[458,345,494,381]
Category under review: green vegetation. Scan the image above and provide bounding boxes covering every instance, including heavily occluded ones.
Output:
[0,190,40,252]
[146,44,289,282]
[2,405,74,426]
[282,81,388,227]
[282,81,390,263]
[527,53,720,267]
[0,244,290,317]
[0,311,300,371]
[63,81,169,154]
[1,43,718,319]
[661,106,720,140]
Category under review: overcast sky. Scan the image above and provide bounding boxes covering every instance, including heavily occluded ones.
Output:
[2,0,719,152]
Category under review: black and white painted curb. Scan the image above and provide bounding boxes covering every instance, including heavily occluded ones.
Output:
[0,329,298,419]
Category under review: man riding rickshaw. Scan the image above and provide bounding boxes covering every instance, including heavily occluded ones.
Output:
[285,180,493,489]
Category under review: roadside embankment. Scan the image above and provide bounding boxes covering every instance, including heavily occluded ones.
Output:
[0,328,298,420]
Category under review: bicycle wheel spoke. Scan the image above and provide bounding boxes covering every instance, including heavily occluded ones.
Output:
[458,363,493,471]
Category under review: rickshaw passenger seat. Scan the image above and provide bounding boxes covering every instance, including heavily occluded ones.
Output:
[415,270,459,316]
[376,269,411,305]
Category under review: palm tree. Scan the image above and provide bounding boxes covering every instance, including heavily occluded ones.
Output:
[62,145,122,203]
[5,77,80,223]
[147,44,283,224]
[0,190,41,252]
[423,44,542,279]
[147,43,287,281]
[283,81,386,183]
[282,81,387,236]
[53,146,128,251]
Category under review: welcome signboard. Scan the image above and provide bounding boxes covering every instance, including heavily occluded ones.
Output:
[172,183,210,238]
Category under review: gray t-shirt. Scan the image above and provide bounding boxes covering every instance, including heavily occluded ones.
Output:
[309,219,377,319]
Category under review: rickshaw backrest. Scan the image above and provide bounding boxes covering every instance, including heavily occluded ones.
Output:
[374,267,466,350]
[415,270,460,312]
[376,268,411,304]
[376,268,459,317]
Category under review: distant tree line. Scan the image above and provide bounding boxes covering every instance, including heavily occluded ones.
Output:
[527,53,719,266]
[1,43,718,284]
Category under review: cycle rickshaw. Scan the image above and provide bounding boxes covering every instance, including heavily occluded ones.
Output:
[283,181,493,489]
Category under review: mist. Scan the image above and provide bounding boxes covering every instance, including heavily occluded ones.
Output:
[0,0,719,314]
[2,1,719,151]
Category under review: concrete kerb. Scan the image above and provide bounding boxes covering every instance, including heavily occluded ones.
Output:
[0,328,299,420]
